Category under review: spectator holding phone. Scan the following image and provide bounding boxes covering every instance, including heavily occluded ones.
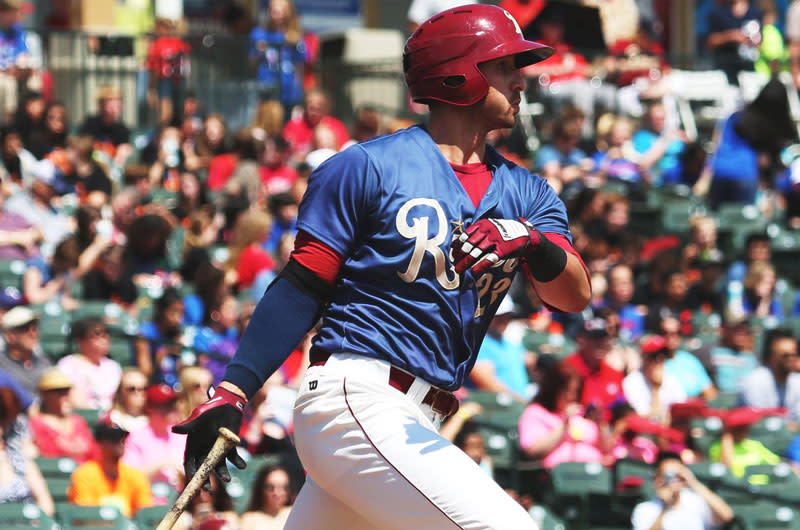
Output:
[632,451,733,530]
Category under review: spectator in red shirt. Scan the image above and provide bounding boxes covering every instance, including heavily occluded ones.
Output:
[523,7,615,137]
[146,17,191,128]
[564,317,625,414]
[226,209,275,290]
[259,136,298,197]
[29,369,99,463]
[281,89,349,164]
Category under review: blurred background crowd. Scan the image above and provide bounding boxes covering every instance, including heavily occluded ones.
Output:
[4,0,800,529]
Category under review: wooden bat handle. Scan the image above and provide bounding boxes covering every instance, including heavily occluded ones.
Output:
[155,427,241,530]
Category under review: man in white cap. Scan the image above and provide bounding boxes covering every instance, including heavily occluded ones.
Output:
[0,305,51,394]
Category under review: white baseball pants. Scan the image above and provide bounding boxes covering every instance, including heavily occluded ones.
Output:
[283,353,538,530]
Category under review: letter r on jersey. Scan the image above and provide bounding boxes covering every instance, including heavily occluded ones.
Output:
[395,198,459,290]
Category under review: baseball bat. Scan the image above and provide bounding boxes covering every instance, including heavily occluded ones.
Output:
[155,427,241,530]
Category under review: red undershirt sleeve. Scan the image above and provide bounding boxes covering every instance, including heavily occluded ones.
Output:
[290,230,345,286]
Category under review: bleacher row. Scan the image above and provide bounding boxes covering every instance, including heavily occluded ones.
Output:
[466,391,800,530]
[0,451,297,529]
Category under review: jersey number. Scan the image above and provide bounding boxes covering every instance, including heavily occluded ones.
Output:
[474,264,515,318]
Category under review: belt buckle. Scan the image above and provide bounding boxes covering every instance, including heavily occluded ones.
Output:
[431,389,459,418]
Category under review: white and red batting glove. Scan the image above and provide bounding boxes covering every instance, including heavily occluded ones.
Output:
[451,217,568,280]
[451,218,542,275]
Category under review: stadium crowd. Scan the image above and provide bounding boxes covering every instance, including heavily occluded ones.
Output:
[3,0,800,528]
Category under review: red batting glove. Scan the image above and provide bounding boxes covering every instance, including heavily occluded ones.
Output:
[451,217,542,276]
[172,386,247,489]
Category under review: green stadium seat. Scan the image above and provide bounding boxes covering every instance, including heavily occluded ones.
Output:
[708,392,740,410]
[716,204,768,254]
[45,476,72,503]
[106,336,133,365]
[749,416,797,456]
[736,502,797,530]
[743,463,800,490]
[689,415,724,453]
[0,259,27,290]
[133,505,170,529]
[0,502,59,529]
[613,458,655,497]
[473,420,519,483]
[550,461,611,497]
[73,408,103,430]
[549,462,612,530]
[56,504,130,529]
[772,248,800,287]
[35,457,77,478]
[688,461,736,487]
[691,312,722,335]
[660,200,695,235]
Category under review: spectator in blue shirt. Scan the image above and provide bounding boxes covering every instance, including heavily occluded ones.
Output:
[133,287,185,388]
[193,294,240,386]
[469,297,532,403]
[709,315,759,394]
[0,0,29,123]
[710,79,796,208]
[660,315,718,401]
[632,101,688,185]
[536,112,591,195]
[250,0,309,113]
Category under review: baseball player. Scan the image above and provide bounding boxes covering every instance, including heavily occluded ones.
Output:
[174,4,591,529]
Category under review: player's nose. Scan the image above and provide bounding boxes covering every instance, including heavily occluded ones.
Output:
[511,67,525,92]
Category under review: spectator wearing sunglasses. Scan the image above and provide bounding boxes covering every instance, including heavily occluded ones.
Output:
[56,317,121,412]
[105,368,148,434]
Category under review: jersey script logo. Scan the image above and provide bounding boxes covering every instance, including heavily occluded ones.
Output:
[396,198,459,290]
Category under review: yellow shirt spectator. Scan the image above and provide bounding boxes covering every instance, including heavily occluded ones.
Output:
[709,438,780,479]
[68,460,154,518]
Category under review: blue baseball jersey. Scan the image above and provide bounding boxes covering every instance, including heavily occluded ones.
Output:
[298,126,572,390]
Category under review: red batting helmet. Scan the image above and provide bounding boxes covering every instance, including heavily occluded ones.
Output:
[403,4,553,106]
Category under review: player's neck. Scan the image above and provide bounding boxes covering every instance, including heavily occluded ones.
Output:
[426,113,487,165]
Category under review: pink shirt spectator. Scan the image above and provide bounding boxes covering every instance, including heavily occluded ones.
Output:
[611,436,659,463]
[56,354,122,411]
[122,423,185,487]
[518,403,604,469]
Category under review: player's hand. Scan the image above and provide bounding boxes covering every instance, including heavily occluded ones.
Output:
[451,217,542,275]
[172,386,247,489]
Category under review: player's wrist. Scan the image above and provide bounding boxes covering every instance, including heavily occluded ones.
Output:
[523,227,567,283]
[217,381,247,404]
